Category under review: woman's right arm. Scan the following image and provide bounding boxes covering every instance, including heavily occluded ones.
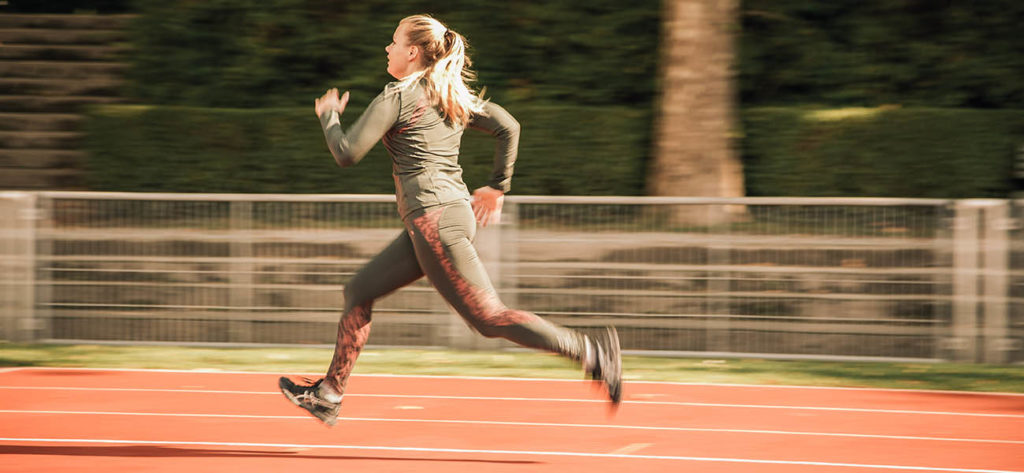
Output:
[468,101,520,226]
[318,89,400,167]
[468,101,521,192]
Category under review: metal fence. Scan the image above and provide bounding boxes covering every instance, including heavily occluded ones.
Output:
[1,191,1020,363]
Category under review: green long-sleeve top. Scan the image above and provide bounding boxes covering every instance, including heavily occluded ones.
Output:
[319,80,520,218]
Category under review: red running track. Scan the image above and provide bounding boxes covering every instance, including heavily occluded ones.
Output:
[0,367,1022,473]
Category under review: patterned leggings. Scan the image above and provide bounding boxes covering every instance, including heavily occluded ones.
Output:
[323,199,589,395]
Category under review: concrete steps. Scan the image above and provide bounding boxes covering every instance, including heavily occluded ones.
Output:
[0,167,83,188]
[0,13,133,190]
[0,149,86,168]
[0,13,135,29]
[0,113,83,131]
[0,61,127,79]
[0,95,127,112]
[0,131,84,149]
[0,44,127,61]
[0,28,128,45]
[0,78,124,96]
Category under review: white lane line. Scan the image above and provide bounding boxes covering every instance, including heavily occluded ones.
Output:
[0,386,278,395]
[0,385,1019,418]
[609,443,652,455]
[0,409,307,420]
[0,437,1020,473]
[9,367,1024,397]
[1,409,1021,445]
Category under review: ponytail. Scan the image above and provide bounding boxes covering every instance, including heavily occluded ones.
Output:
[397,15,485,127]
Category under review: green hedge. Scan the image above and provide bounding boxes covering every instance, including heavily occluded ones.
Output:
[741,107,1024,198]
[86,105,1023,199]
[84,103,651,195]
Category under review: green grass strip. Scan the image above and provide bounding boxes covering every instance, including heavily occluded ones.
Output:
[1,343,1022,393]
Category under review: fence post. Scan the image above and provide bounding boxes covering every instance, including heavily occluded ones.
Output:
[706,204,732,353]
[35,193,53,342]
[981,201,1013,363]
[229,200,255,343]
[499,200,519,311]
[0,192,37,342]
[0,193,16,341]
[950,201,981,362]
[1,193,19,340]
[19,192,38,342]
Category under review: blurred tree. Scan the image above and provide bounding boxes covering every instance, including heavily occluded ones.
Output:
[649,0,745,221]
[739,0,1024,108]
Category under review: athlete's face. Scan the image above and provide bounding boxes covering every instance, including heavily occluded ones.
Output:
[386,23,420,79]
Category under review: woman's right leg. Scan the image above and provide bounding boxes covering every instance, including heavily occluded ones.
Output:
[322,229,425,396]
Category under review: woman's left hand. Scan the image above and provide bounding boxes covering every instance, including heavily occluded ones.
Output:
[471,186,504,227]
[315,88,349,117]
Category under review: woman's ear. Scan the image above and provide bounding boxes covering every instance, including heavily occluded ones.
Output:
[408,45,419,61]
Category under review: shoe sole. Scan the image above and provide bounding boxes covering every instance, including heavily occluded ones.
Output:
[604,327,623,405]
[278,377,338,426]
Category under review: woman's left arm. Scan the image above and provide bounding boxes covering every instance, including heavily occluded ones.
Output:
[317,88,400,167]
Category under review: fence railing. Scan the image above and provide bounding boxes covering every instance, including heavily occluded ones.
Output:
[1,191,1020,363]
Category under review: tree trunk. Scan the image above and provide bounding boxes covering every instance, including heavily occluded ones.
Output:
[649,0,744,225]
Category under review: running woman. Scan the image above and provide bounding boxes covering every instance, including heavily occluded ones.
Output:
[278,14,622,426]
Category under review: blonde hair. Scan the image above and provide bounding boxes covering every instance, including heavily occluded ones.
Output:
[397,15,485,127]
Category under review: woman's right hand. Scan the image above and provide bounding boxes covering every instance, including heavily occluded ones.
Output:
[315,88,350,117]
[471,186,505,227]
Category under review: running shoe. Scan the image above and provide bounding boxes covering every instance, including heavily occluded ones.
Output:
[278,376,340,426]
[588,326,623,405]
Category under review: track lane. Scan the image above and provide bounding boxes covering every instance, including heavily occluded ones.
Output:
[1,368,1022,473]
[1,384,1020,442]
[1,405,1022,470]
[6,368,1022,415]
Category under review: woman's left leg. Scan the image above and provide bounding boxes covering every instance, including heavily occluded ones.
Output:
[405,201,594,366]
[322,229,425,396]
[278,229,425,425]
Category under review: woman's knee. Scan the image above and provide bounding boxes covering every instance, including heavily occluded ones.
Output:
[469,319,504,338]
[464,308,538,339]
[342,277,372,311]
